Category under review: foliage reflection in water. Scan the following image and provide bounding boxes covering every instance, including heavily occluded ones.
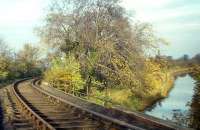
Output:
[145,75,200,129]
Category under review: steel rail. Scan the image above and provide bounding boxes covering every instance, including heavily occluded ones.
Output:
[32,79,192,130]
[32,79,146,130]
[11,78,193,130]
[12,79,55,130]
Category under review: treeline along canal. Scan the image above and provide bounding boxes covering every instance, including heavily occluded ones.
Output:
[145,74,200,129]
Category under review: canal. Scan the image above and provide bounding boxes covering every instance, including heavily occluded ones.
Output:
[145,74,200,129]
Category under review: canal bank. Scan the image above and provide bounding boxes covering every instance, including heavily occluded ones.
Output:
[158,67,194,98]
[140,68,193,111]
[144,68,200,129]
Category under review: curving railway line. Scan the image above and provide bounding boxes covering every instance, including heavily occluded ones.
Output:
[6,78,192,130]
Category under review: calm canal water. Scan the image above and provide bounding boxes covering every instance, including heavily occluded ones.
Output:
[145,74,200,129]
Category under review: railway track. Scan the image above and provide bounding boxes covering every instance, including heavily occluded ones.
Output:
[9,78,192,130]
[6,88,36,130]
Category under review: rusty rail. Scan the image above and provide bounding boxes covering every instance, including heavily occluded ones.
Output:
[12,79,55,130]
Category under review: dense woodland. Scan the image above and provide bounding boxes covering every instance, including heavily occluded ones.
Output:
[0,0,200,110]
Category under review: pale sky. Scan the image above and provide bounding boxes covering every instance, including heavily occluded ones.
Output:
[122,0,200,58]
[0,0,49,50]
[0,0,200,58]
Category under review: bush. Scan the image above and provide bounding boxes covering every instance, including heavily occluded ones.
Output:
[44,55,85,92]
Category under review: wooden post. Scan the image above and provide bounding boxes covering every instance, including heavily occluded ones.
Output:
[87,76,92,99]
[104,81,108,106]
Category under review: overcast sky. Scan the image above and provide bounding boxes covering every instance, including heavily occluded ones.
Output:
[0,0,199,58]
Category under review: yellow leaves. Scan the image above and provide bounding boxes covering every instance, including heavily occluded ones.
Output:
[44,54,85,92]
[111,55,126,69]
[143,59,169,96]
[145,59,161,73]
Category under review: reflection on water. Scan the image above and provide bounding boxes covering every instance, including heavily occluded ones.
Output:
[189,81,200,129]
[145,75,200,129]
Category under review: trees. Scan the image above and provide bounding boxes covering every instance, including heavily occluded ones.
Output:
[37,0,164,98]
[0,39,12,81]
[191,54,200,65]
[15,44,41,77]
[0,40,42,82]
[0,34,47,83]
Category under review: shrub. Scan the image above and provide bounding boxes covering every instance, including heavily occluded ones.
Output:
[44,55,85,92]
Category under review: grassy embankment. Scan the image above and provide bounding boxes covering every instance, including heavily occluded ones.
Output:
[87,66,193,111]
[42,64,194,111]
